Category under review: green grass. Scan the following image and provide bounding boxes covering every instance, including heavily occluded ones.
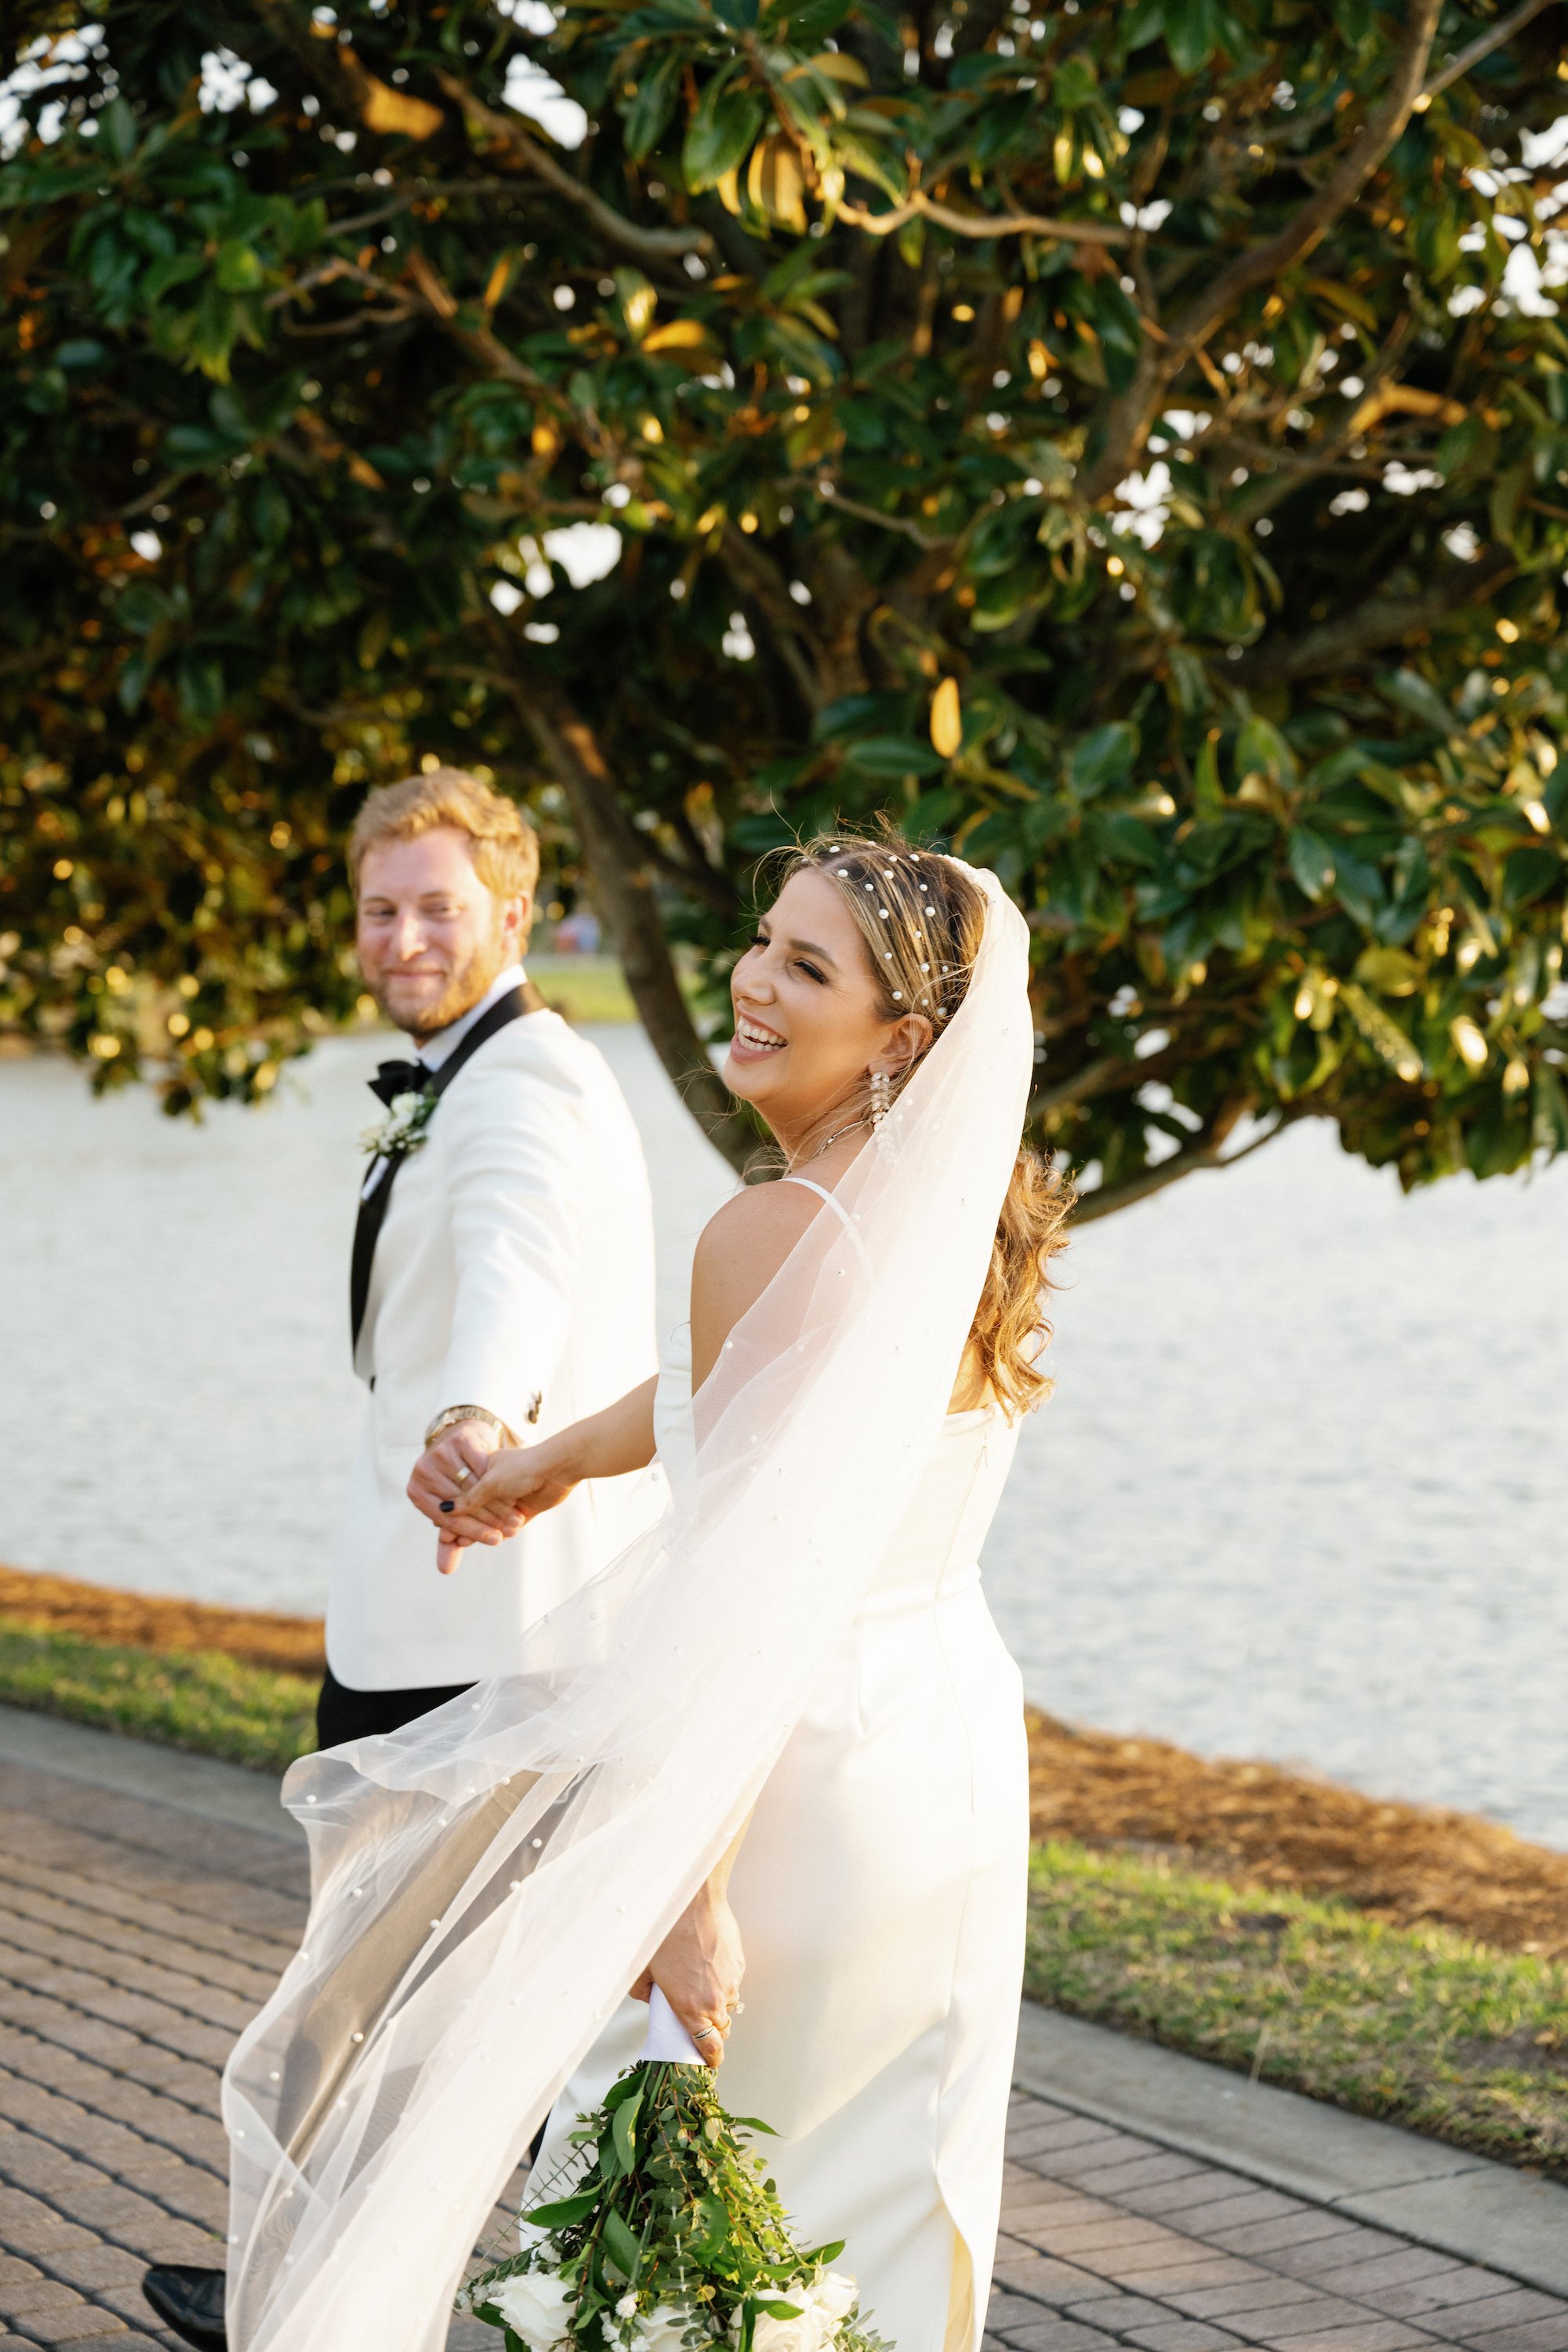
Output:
[0,1620,317,1773]
[527,955,639,1025]
[1027,1839,1568,2179]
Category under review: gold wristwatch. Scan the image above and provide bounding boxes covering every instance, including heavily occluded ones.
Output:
[423,1403,517,1449]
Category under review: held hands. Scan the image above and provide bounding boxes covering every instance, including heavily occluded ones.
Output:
[630,1882,745,2072]
[406,1433,581,1576]
[407,1419,502,1574]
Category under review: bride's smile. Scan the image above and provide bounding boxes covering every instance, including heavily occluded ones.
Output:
[724,868,931,1157]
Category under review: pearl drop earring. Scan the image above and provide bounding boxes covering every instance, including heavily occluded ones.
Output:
[869,1069,891,1130]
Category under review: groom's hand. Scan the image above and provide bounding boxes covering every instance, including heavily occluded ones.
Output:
[407,1418,502,1534]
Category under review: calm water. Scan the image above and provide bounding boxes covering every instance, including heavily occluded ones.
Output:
[2,1034,1565,1843]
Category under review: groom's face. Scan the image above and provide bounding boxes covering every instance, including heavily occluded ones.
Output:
[356,827,524,1039]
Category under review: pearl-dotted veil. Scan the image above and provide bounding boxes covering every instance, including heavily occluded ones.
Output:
[221,863,1033,2352]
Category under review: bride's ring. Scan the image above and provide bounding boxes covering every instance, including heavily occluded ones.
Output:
[692,2023,721,2043]
[454,1465,472,1487]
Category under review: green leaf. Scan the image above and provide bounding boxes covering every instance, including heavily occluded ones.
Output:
[1068,722,1137,799]
[1504,846,1561,908]
[682,82,765,192]
[1192,728,1224,811]
[1233,714,1295,787]
[1379,670,1459,738]
[1334,848,1385,928]
[521,2187,600,2228]
[1288,828,1336,902]
[101,98,139,162]
[610,2087,643,2176]
[840,735,943,777]
[214,241,265,293]
[1162,0,1228,74]
[601,2206,642,2279]
[622,55,681,160]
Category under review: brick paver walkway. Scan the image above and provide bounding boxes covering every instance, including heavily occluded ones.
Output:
[0,1741,1557,2351]
[986,2101,1568,2352]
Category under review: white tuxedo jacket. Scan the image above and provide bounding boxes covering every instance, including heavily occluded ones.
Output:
[327,1006,659,1690]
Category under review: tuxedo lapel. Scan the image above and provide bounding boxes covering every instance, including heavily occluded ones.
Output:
[349,979,547,1355]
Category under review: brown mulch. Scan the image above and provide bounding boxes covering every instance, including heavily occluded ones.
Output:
[0,1565,325,1675]
[1029,1708,1568,1958]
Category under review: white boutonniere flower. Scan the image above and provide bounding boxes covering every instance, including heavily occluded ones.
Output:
[360,1088,435,1159]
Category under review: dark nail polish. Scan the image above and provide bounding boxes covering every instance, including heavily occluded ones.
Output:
[440,1499,455,1513]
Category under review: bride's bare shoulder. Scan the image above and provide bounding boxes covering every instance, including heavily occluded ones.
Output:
[690,1180,820,1381]
[696,1177,818,1273]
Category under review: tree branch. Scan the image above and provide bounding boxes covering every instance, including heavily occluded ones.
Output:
[1071,1098,1297,1224]
[1232,554,1514,687]
[433,72,713,266]
[838,191,1127,247]
[1421,0,1559,102]
[481,649,754,1172]
[1080,0,1442,502]
[718,523,829,713]
[809,484,946,549]
[1172,1,1442,364]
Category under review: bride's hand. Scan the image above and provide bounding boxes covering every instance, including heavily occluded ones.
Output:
[630,1883,745,2071]
[422,1440,582,1573]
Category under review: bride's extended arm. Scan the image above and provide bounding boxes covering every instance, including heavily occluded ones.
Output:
[412,1374,658,1564]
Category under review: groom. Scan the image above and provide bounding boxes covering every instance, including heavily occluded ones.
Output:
[143,765,659,2350]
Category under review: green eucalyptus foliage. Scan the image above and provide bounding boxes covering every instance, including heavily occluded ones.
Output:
[462,2060,888,2348]
[2,0,1566,1203]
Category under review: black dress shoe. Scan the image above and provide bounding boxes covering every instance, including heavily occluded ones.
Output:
[142,2264,227,2350]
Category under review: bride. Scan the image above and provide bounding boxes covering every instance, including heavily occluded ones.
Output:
[220,830,1069,2352]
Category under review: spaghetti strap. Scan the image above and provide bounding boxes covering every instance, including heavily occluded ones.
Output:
[782,1174,855,1229]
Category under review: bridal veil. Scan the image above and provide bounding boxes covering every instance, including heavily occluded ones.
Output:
[222,862,1034,2352]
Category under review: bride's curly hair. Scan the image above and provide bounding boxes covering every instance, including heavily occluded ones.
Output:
[772,825,1073,1417]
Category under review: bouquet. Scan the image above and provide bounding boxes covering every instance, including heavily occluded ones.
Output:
[458,1995,889,2352]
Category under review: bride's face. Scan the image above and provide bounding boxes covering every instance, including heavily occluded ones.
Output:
[726,869,924,1142]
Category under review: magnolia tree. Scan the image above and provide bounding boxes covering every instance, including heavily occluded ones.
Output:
[3,0,1567,1210]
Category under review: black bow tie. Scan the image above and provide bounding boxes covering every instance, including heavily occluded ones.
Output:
[368,1058,432,1109]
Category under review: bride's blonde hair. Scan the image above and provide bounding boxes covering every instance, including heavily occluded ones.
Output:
[774,826,1073,1415]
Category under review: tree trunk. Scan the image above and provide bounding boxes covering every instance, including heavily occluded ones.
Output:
[522,681,757,1176]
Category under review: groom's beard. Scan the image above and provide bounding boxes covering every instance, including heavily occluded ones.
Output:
[373,935,510,1043]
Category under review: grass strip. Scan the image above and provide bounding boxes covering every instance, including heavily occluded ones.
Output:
[527,954,638,1025]
[1026,1839,1568,2180]
[0,1617,316,1774]
[1026,1707,1568,1955]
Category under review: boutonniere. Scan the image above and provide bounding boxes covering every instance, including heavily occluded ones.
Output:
[360,1088,436,1160]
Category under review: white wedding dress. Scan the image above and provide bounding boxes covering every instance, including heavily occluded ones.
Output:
[534,1253,1029,2352]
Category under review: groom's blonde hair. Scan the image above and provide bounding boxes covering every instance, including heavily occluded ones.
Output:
[349,768,540,906]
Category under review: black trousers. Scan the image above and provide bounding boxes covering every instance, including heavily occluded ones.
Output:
[315,1665,474,1750]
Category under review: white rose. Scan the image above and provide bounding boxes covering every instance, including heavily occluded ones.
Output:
[630,2306,689,2350]
[808,2272,858,2325]
[750,2289,831,2352]
[487,2267,575,2350]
